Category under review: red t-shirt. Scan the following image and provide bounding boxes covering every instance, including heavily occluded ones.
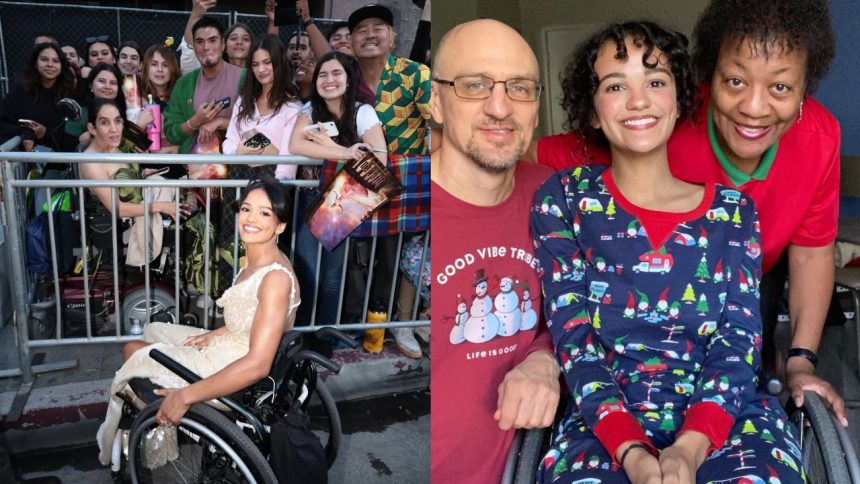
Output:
[431,162,555,484]
[536,90,840,273]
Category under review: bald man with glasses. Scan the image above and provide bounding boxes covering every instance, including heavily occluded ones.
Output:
[431,19,560,483]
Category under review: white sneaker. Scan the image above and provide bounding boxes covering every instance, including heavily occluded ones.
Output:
[414,325,430,344]
[391,327,422,359]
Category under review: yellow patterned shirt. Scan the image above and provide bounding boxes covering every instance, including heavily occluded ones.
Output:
[374,54,431,155]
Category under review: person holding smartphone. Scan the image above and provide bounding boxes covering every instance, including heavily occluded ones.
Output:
[79,99,190,267]
[163,15,245,154]
[0,42,78,154]
[222,35,302,178]
[217,35,302,302]
[288,50,388,335]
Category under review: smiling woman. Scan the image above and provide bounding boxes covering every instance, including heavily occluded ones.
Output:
[0,42,78,155]
[223,35,302,175]
[96,176,300,468]
[288,49,387,328]
[531,0,846,430]
[64,63,127,149]
[531,20,806,484]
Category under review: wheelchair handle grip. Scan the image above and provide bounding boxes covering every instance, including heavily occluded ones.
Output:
[279,330,304,349]
[314,326,360,349]
[291,349,342,374]
[149,348,203,385]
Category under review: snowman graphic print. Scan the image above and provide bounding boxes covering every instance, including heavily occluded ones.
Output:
[452,268,539,345]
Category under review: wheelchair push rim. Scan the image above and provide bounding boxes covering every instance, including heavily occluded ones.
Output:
[793,390,851,484]
[128,400,277,484]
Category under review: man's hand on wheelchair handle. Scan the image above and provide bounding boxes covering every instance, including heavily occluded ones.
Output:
[153,387,191,427]
[786,357,848,427]
[495,349,560,430]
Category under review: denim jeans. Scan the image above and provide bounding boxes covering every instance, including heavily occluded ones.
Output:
[294,189,347,326]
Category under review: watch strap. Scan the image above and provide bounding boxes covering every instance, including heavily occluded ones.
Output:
[786,347,818,367]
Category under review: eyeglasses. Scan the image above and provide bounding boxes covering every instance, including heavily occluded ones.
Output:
[85,35,110,44]
[433,75,542,102]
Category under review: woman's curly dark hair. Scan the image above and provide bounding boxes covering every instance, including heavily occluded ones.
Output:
[561,21,697,151]
[692,0,835,94]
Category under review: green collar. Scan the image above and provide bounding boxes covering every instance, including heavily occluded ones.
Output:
[707,108,778,186]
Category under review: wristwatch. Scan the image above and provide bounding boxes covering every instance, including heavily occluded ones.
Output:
[786,347,818,367]
[304,17,315,28]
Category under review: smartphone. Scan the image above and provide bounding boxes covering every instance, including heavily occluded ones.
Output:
[212,96,231,110]
[145,167,170,178]
[244,132,272,149]
[18,119,34,126]
[303,121,339,138]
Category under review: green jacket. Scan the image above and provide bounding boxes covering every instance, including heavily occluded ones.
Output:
[163,67,246,154]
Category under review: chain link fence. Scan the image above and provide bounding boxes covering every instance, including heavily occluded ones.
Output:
[0,2,358,97]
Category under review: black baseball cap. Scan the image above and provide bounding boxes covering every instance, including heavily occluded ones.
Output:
[348,4,394,32]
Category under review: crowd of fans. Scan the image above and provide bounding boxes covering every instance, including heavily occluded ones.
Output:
[0,0,432,359]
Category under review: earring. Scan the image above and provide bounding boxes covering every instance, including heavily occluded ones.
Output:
[797,101,804,123]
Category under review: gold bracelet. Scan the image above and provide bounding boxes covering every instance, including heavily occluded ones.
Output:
[186,119,198,131]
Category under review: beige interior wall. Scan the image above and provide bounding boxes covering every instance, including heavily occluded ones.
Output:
[433,0,709,135]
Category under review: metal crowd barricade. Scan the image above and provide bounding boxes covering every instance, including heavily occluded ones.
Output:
[1,152,429,383]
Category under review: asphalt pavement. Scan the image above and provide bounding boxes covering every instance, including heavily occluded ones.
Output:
[0,321,431,482]
[11,390,430,483]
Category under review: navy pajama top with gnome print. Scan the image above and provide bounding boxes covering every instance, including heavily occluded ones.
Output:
[531,165,804,484]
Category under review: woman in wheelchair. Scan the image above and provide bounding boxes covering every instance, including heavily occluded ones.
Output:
[96,175,301,466]
[79,98,188,266]
[531,22,804,483]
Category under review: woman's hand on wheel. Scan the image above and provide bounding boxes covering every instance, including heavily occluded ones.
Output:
[787,358,848,426]
[181,330,217,350]
[153,387,191,426]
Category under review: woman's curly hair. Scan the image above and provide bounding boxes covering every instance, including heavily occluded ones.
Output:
[692,0,835,94]
[560,21,697,151]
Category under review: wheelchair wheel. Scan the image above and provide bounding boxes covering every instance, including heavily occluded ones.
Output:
[121,288,175,335]
[792,391,850,484]
[513,427,547,484]
[128,400,276,484]
[29,279,56,339]
[311,377,342,468]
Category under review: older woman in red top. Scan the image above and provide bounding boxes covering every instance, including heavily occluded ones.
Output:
[532,0,845,425]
